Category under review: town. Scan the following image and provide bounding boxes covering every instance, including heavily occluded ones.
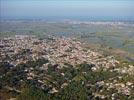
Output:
[0,35,134,100]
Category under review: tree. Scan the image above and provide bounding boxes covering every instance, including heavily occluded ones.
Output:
[17,84,50,100]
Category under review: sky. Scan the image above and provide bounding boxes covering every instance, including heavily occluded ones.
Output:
[0,0,134,20]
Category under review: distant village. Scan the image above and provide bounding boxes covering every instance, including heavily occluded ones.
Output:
[0,35,119,68]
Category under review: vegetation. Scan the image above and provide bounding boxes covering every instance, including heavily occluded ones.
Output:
[1,59,133,100]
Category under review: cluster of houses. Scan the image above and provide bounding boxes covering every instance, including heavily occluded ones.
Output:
[0,35,134,99]
[0,35,119,68]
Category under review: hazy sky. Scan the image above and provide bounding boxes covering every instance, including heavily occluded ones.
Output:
[0,0,134,20]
